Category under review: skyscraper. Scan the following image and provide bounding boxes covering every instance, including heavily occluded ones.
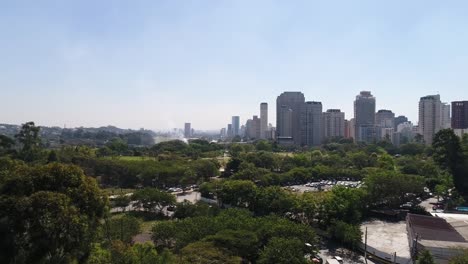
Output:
[375,109,395,139]
[349,118,356,140]
[354,91,376,143]
[231,116,240,136]
[184,123,191,138]
[452,101,468,129]
[277,107,293,144]
[323,109,345,139]
[344,120,351,138]
[245,119,253,139]
[394,115,409,130]
[419,95,442,145]
[300,101,323,146]
[227,124,233,137]
[253,115,261,139]
[276,92,305,145]
[260,103,268,139]
[441,103,451,129]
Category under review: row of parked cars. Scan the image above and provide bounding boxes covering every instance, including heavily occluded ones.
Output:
[167,185,199,194]
[304,180,362,189]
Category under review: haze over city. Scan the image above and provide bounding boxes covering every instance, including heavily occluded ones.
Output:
[1,1,468,130]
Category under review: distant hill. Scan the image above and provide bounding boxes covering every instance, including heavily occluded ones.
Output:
[0,123,156,147]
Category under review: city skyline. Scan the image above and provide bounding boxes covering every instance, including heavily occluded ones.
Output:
[2,1,468,130]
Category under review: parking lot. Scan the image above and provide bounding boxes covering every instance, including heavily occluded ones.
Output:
[361,220,412,264]
[286,180,362,193]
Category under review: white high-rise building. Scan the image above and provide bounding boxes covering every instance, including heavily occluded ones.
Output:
[375,109,395,140]
[323,109,345,139]
[419,95,442,145]
[441,103,451,129]
[397,121,415,144]
[260,103,268,139]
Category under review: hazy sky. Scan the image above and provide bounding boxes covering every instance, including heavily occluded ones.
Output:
[1,1,468,130]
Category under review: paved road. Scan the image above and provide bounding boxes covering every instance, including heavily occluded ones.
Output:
[317,240,377,264]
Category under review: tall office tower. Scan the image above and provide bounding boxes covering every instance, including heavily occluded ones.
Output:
[397,121,415,144]
[231,116,240,136]
[375,109,395,139]
[260,103,268,139]
[419,95,442,145]
[323,109,345,139]
[184,123,191,138]
[300,101,323,146]
[227,124,233,137]
[245,119,253,139]
[441,103,451,129]
[276,92,305,145]
[452,101,468,137]
[394,115,409,130]
[253,115,261,139]
[452,101,468,129]
[344,120,351,138]
[220,128,226,138]
[354,91,376,143]
[240,125,246,137]
[278,107,293,142]
[349,118,356,140]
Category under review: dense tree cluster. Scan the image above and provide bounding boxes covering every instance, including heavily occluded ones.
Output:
[0,163,107,263]
[1,122,468,263]
[152,209,318,263]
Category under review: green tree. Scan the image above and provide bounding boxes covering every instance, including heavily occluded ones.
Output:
[253,186,297,216]
[231,135,242,143]
[258,237,307,264]
[86,244,112,264]
[0,135,15,156]
[417,250,435,264]
[107,215,141,244]
[151,221,177,250]
[47,150,58,163]
[256,140,273,151]
[432,129,466,193]
[449,249,468,264]
[0,163,107,263]
[15,121,42,162]
[132,188,176,215]
[173,201,218,219]
[179,241,241,264]
[217,180,257,208]
[328,221,362,248]
[204,229,259,262]
[129,242,162,264]
[365,171,424,208]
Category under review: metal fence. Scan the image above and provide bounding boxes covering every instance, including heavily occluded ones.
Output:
[357,242,413,264]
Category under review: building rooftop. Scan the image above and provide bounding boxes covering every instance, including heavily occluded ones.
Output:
[407,214,466,242]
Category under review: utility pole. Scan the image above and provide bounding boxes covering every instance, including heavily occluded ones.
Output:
[364,226,368,264]
[393,252,397,264]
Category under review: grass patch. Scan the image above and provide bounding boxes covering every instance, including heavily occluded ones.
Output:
[110,156,157,161]
[141,220,159,233]
[103,188,136,196]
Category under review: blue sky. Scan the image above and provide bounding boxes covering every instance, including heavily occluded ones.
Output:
[1,1,468,130]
